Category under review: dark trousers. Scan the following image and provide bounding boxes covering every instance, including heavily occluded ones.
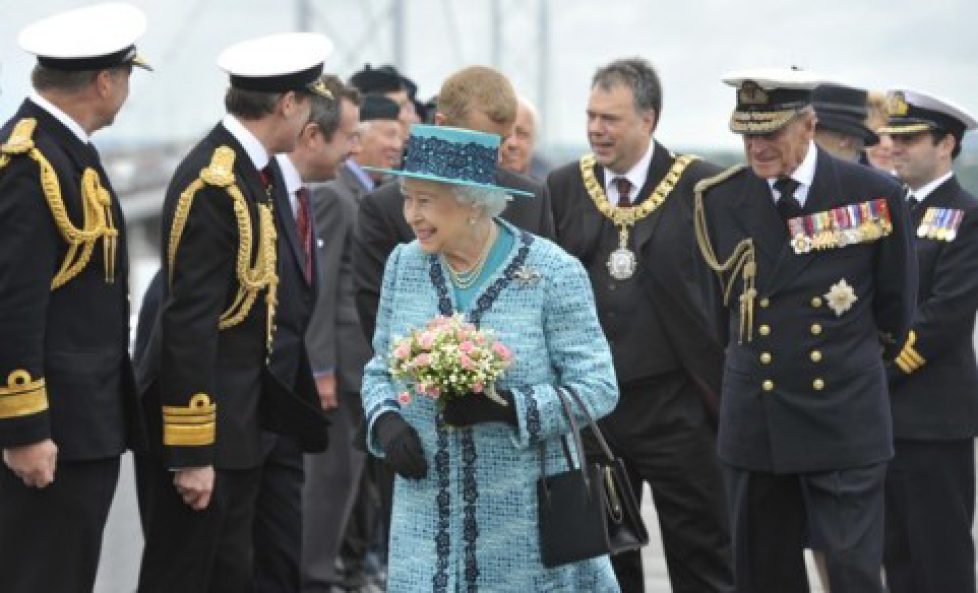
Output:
[724,462,887,593]
[588,372,734,593]
[0,456,120,593]
[135,454,262,593]
[301,395,366,591]
[255,434,305,593]
[884,438,976,593]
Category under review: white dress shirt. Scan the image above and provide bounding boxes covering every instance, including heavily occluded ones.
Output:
[603,141,655,206]
[221,114,269,172]
[767,140,818,207]
[275,153,304,217]
[29,92,89,144]
[909,170,953,204]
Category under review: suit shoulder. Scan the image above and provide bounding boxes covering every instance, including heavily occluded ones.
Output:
[546,159,585,187]
[833,156,902,195]
[497,168,543,195]
[684,157,725,180]
[696,164,749,201]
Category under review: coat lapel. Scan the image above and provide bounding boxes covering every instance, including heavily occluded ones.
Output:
[631,141,675,251]
[265,159,308,285]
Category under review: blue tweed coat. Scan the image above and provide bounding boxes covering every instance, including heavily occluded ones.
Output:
[362,222,621,592]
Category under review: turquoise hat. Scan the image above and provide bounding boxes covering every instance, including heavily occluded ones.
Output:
[363,124,534,197]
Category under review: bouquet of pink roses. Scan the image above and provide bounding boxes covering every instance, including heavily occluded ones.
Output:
[388,314,514,407]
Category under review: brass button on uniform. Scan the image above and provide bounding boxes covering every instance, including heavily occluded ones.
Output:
[762,380,774,391]
[760,352,772,364]
[810,323,822,336]
[759,298,770,308]
[759,324,771,336]
[811,296,823,308]
[810,350,822,363]
[813,378,825,391]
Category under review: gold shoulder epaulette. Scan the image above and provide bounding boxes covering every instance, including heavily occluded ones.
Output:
[694,164,756,344]
[0,118,118,288]
[200,145,236,188]
[0,118,37,157]
[167,145,279,350]
[693,164,747,195]
[162,393,217,446]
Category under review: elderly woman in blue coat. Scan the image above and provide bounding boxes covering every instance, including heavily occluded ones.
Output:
[361,125,621,592]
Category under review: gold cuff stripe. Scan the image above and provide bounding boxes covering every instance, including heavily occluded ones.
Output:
[0,370,49,419]
[895,331,926,373]
[162,393,216,446]
[894,357,913,374]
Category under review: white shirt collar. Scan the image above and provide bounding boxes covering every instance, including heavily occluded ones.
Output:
[275,153,304,216]
[767,140,818,206]
[29,92,89,144]
[603,140,655,206]
[221,114,270,171]
[910,170,954,203]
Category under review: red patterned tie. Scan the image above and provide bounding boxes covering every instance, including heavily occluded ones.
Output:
[613,176,633,207]
[295,187,313,284]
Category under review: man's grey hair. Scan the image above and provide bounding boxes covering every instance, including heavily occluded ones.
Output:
[591,57,663,121]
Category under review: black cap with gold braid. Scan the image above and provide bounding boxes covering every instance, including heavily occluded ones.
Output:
[722,67,824,135]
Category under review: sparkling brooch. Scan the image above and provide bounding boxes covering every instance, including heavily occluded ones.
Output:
[513,265,541,287]
[824,279,858,317]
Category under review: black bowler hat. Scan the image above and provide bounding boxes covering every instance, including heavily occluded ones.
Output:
[359,95,400,122]
[813,83,879,146]
[350,64,403,95]
[722,67,823,134]
[880,89,977,142]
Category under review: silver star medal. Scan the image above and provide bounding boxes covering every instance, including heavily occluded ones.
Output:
[513,265,541,287]
[824,279,858,317]
[607,247,637,280]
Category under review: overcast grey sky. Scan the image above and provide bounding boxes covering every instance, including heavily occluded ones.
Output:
[1,0,976,151]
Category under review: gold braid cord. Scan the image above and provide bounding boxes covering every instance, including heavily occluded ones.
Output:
[581,153,698,250]
[693,164,760,344]
[0,118,118,289]
[166,146,278,347]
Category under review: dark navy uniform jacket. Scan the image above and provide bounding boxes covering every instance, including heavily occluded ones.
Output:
[890,175,978,440]
[0,99,141,459]
[698,147,917,473]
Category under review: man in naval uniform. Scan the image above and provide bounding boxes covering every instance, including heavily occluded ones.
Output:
[133,33,330,593]
[879,89,978,593]
[0,4,150,592]
[694,68,916,593]
[546,57,734,593]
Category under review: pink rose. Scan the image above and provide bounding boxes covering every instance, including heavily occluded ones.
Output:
[459,353,474,370]
[459,340,475,354]
[492,342,513,361]
[472,382,485,393]
[393,343,410,360]
[397,391,412,405]
[428,386,441,399]
[418,332,435,350]
[412,353,431,368]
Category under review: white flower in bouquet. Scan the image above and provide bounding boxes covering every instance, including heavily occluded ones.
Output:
[388,314,514,408]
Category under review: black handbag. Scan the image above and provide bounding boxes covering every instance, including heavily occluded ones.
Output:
[537,387,649,568]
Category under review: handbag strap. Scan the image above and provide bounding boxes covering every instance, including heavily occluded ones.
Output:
[538,387,592,495]
[562,386,616,463]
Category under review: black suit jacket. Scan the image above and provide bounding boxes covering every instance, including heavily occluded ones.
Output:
[0,99,141,459]
[698,148,917,473]
[136,123,325,469]
[890,175,978,440]
[353,167,552,341]
[547,141,726,413]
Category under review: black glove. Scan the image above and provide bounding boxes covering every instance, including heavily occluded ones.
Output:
[442,389,517,428]
[374,412,427,479]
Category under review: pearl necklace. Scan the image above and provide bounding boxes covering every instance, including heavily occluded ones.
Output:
[443,224,497,289]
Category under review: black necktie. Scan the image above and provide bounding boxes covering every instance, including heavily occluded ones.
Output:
[774,177,802,222]
[613,177,633,207]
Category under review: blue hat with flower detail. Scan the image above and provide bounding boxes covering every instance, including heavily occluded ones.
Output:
[363,124,534,197]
